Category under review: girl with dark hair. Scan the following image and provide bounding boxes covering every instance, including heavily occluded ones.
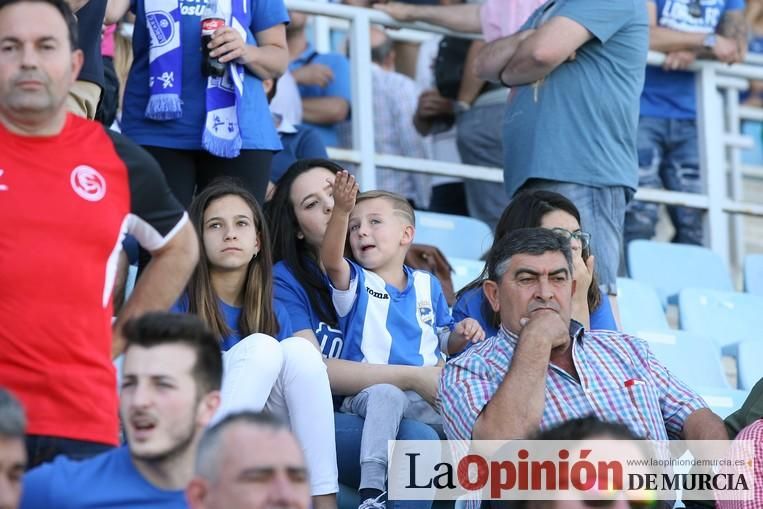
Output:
[454,189,618,335]
[266,159,440,509]
[174,178,338,509]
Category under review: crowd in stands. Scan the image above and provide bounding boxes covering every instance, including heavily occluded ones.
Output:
[2,0,763,507]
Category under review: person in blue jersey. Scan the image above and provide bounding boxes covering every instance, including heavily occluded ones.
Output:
[21,312,222,509]
[174,179,338,509]
[320,172,485,508]
[266,159,443,509]
[113,0,289,207]
[454,190,618,336]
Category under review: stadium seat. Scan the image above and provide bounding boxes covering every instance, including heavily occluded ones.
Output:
[678,288,763,353]
[743,253,763,296]
[414,211,493,260]
[733,340,763,390]
[694,386,749,419]
[741,120,763,166]
[627,240,733,306]
[449,257,486,294]
[636,330,729,390]
[616,277,671,333]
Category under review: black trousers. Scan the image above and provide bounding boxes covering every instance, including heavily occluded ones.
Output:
[142,145,273,208]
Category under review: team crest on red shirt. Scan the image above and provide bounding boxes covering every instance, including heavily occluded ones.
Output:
[70,165,106,202]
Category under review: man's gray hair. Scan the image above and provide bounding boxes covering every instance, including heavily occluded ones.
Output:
[195,412,287,482]
[486,228,574,282]
[0,388,26,438]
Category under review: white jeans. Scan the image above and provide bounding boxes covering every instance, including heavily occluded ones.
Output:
[215,334,338,496]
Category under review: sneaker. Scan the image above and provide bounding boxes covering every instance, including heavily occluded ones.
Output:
[358,491,387,509]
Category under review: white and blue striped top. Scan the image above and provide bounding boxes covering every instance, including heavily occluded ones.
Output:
[332,260,454,366]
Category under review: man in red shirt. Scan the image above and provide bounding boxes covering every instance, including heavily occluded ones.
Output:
[0,0,199,467]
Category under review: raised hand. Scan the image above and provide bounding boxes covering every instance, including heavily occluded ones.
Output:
[330,171,358,214]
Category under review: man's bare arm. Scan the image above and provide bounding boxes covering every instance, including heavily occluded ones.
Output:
[457,40,489,105]
[302,97,349,125]
[718,9,747,62]
[112,221,199,356]
[496,16,591,87]
[682,408,731,440]
[476,30,533,83]
[374,2,482,34]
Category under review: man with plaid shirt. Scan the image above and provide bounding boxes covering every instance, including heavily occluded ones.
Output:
[439,228,727,445]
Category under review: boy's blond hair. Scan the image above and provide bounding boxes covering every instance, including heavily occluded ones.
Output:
[355,190,416,226]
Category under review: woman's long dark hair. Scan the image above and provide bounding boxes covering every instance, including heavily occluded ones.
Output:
[264,158,346,328]
[458,189,602,330]
[187,179,279,340]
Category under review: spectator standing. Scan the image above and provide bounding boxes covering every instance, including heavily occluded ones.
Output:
[473,0,648,303]
[116,0,289,206]
[20,313,222,508]
[0,389,26,509]
[0,0,198,467]
[339,26,431,209]
[186,412,311,509]
[412,35,466,216]
[287,10,351,147]
[624,0,746,248]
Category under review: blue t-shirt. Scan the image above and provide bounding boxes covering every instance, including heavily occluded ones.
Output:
[288,43,351,147]
[20,447,187,508]
[330,261,454,367]
[503,0,648,198]
[273,260,345,359]
[271,124,328,182]
[452,285,618,338]
[640,0,744,119]
[171,294,293,350]
[122,0,288,150]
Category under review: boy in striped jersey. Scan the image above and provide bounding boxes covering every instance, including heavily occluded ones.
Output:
[320,171,484,508]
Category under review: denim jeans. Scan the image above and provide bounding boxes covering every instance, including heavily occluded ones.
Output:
[520,179,631,295]
[624,116,703,246]
[335,411,440,509]
[26,435,113,469]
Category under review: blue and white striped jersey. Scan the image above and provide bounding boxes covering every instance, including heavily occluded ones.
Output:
[332,260,454,367]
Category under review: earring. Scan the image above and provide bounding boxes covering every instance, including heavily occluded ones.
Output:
[296,231,304,240]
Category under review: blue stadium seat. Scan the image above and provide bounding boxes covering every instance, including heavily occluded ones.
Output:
[743,253,763,296]
[733,340,763,390]
[694,386,749,419]
[449,257,486,294]
[636,330,729,390]
[627,240,733,306]
[678,288,763,353]
[741,120,763,166]
[616,277,671,333]
[414,211,493,260]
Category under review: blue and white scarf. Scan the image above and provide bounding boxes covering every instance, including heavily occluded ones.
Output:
[145,0,247,157]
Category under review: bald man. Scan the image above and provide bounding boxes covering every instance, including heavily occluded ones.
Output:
[186,412,311,509]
